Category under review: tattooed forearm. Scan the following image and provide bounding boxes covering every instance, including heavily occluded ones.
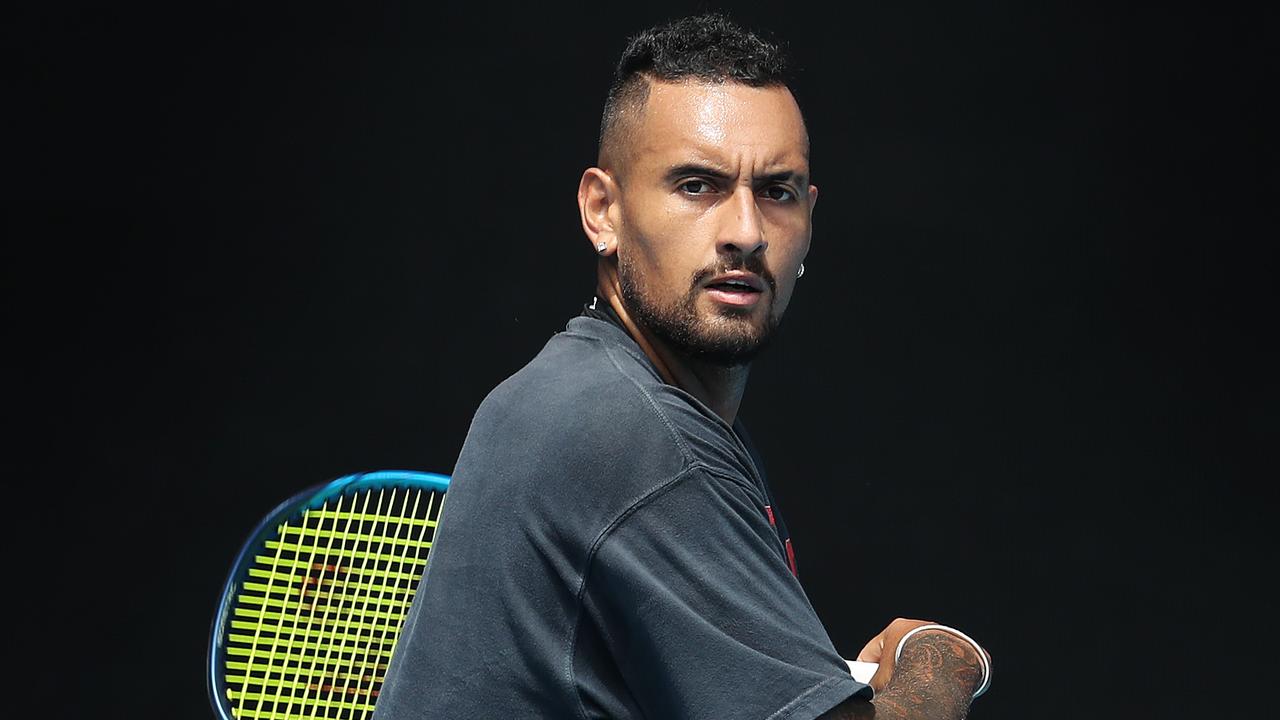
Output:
[821,631,984,720]
[871,630,982,719]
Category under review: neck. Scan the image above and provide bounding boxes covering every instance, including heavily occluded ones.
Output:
[596,260,750,426]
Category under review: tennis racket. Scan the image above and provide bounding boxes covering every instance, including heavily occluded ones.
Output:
[207,470,450,720]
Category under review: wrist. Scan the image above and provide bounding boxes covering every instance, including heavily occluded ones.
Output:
[894,623,991,699]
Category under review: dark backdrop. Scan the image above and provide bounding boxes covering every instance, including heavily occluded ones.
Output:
[11,2,1275,718]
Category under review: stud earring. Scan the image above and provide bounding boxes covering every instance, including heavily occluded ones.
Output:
[596,241,608,255]
[796,263,805,279]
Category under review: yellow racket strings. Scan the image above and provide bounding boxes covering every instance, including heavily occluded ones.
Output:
[328,487,390,717]
[225,487,441,719]
[233,495,304,717]
[304,490,374,719]
[342,488,433,719]
[293,489,372,719]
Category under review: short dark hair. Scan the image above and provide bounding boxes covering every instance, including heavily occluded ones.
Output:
[598,13,795,166]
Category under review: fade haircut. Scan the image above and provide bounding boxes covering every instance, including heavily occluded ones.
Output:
[597,13,797,171]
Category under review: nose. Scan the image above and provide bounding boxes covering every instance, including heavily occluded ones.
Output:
[717,186,767,257]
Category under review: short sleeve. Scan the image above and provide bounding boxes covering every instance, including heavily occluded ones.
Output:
[577,466,870,720]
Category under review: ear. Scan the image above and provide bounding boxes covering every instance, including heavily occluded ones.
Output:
[578,167,621,256]
[807,183,819,217]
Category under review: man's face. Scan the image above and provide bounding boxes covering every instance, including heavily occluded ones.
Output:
[612,80,816,366]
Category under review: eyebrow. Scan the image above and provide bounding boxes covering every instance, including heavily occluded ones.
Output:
[663,163,807,187]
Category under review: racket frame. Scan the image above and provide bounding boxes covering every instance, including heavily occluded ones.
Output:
[207,470,450,720]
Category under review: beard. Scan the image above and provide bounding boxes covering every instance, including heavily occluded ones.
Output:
[618,251,780,367]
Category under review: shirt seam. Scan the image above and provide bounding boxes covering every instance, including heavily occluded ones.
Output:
[568,461,808,720]
[559,321,663,385]
[561,319,762,488]
[568,462,707,720]
[559,329,697,465]
[559,321,772,718]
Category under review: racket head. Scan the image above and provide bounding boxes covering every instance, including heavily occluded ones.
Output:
[208,470,450,720]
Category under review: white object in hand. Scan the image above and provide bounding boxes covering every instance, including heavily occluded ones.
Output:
[847,659,878,684]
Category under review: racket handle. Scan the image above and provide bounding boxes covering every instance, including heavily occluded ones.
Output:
[847,659,878,684]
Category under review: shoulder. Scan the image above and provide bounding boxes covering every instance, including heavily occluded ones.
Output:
[471,321,685,458]
[452,318,762,508]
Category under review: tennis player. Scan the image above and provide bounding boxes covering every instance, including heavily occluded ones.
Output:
[376,13,991,719]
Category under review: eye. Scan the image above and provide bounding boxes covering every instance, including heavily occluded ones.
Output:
[762,185,797,202]
[678,179,714,195]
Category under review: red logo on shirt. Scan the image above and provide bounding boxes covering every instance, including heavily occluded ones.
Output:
[764,505,798,577]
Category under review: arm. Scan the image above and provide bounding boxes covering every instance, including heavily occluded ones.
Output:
[821,629,986,720]
[586,471,878,719]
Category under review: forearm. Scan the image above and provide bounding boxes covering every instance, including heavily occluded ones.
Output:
[821,632,984,719]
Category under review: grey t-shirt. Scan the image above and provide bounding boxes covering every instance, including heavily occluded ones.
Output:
[375,315,869,719]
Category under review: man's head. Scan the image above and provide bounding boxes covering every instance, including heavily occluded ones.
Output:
[579,13,817,367]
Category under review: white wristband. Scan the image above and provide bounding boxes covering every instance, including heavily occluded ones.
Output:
[894,623,991,699]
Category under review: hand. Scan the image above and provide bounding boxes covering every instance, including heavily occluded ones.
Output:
[854,617,935,691]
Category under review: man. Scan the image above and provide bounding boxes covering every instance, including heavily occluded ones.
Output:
[376,13,991,719]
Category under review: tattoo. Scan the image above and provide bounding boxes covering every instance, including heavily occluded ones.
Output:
[822,631,983,719]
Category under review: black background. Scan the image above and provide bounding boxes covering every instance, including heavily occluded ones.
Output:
[10,2,1275,718]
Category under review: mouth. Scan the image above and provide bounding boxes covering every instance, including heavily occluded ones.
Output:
[703,271,766,307]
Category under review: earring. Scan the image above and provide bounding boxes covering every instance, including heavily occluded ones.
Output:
[596,241,608,255]
[796,263,805,279]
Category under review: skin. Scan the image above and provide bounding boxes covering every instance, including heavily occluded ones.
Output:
[833,618,988,719]
[577,78,988,717]
[578,79,816,425]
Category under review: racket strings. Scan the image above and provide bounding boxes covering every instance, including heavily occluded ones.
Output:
[327,487,392,718]
[223,486,443,719]
[342,489,422,718]
[293,489,369,719]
